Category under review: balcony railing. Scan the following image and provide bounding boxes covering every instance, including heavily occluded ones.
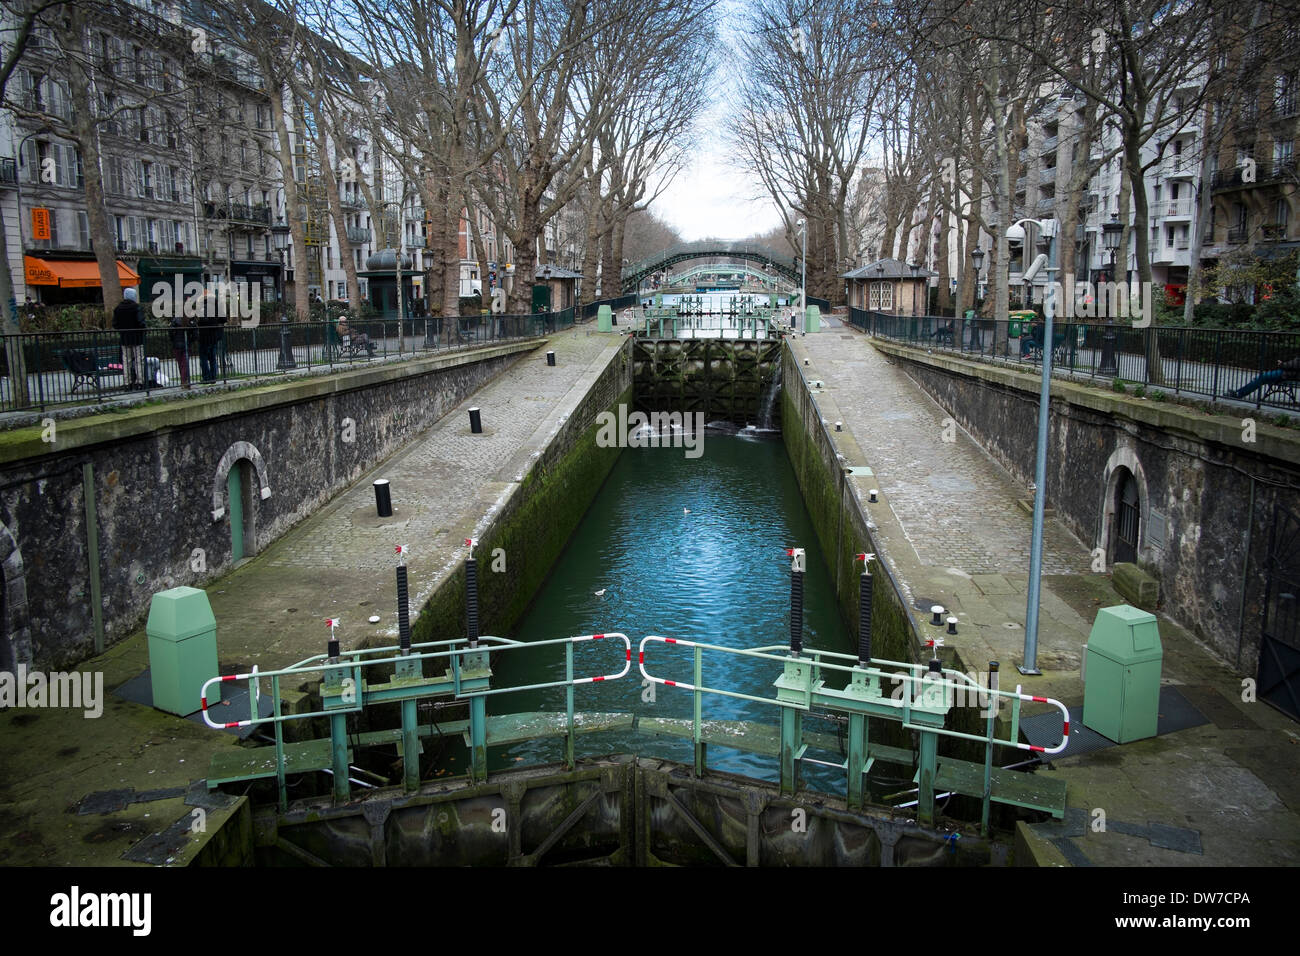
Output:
[1212,160,1298,190]
[1039,135,1059,155]
[203,201,272,225]
[1261,222,1289,240]
[345,227,371,244]
[1175,237,1191,250]
[1159,199,1193,218]
[1227,225,1247,243]
[1040,167,1058,183]
[1035,197,1056,213]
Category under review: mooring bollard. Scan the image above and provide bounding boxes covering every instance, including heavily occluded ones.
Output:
[868,488,879,503]
[947,616,959,635]
[546,350,556,366]
[931,604,945,626]
[374,479,393,517]
[469,407,482,433]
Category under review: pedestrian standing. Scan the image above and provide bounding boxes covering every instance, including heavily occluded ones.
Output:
[113,287,146,390]
[169,311,193,389]
[198,293,223,383]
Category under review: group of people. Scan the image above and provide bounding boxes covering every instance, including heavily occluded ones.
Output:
[111,287,226,390]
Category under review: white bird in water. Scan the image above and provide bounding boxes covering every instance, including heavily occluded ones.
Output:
[594,588,607,598]
[683,507,691,515]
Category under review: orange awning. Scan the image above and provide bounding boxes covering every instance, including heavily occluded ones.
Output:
[24,256,141,289]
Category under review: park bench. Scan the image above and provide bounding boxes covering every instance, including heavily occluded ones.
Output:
[60,345,123,393]
[1261,376,1300,404]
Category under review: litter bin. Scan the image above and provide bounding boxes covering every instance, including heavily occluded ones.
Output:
[597,304,613,332]
[1082,605,1162,743]
[805,304,821,333]
[146,586,220,717]
[1007,309,1034,338]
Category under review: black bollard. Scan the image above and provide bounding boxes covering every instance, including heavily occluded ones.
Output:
[546,350,556,366]
[327,635,340,660]
[469,407,482,434]
[374,479,393,517]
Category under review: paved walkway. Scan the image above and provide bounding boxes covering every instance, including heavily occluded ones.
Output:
[208,325,624,671]
[791,313,1300,867]
[0,323,625,864]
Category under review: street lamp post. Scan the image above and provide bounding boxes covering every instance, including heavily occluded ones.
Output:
[1099,212,1122,376]
[271,216,295,370]
[970,246,985,350]
[909,261,921,318]
[797,218,806,330]
[1005,217,1059,676]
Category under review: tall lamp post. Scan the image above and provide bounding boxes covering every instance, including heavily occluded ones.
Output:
[970,246,985,349]
[1098,213,1122,376]
[909,261,921,318]
[1005,216,1059,675]
[796,217,806,329]
[271,216,295,370]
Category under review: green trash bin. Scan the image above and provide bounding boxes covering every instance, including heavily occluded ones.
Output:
[1007,309,1034,338]
[146,586,220,717]
[805,304,821,333]
[1082,605,1162,744]
[597,304,613,332]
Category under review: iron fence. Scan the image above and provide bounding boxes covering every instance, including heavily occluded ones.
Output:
[580,294,638,319]
[0,307,569,413]
[852,308,1300,411]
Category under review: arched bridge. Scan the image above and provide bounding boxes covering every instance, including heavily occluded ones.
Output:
[621,241,799,292]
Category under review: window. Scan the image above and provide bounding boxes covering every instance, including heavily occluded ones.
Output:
[1275,140,1295,168]
[1277,72,1298,117]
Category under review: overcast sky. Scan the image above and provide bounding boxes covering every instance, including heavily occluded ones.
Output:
[647,4,783,242]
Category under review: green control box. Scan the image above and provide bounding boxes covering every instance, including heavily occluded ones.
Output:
[1082,605,1162,744]
[146,587,220,717]
[597,304,613,332]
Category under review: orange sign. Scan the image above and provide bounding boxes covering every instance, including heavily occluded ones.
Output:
[31,208,50,241]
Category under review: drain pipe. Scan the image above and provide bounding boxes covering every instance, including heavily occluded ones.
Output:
[856,552,874,666]
[1236,476,1255,670]
[787,547,805,656]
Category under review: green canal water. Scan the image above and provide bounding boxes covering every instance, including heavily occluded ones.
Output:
[488,429,853,785]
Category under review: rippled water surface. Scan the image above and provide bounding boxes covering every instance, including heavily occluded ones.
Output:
[490,433,852,783]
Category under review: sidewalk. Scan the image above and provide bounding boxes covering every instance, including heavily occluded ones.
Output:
[0,324,625,865]
[790,314,1300,866]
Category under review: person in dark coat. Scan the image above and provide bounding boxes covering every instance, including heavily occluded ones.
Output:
[169,311,193,389]
[112,287,146,389]
[197,292,224,383]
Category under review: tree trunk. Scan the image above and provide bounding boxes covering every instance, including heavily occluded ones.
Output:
[59,11,121,313]
[318,137,361,307]
[0,203,29,406]
[266,81,309,321]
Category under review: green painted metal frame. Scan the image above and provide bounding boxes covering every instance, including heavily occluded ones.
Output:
[202,634,632,806]
[638,639,1049,828]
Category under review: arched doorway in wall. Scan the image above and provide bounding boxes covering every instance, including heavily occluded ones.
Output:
[1114,467,1141,566]
[227,458,256,562]
[211,441,273,565]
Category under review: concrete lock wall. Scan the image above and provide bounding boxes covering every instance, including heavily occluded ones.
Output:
[874,341,1300,674]
[0,342,541,670]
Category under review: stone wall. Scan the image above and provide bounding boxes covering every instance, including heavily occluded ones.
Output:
[876,340,1300,674]
[0,342,541,671]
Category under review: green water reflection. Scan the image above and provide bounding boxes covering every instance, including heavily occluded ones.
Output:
[489,430,853,784]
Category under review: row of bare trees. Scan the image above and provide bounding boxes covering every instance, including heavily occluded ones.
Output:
[0,0,715,367]
[729,0,1295,322]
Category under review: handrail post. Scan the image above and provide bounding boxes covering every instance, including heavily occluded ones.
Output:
[693,644,704,776]
[273,675,287,812]
[566,642,575,769]
[981,661,998,835]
